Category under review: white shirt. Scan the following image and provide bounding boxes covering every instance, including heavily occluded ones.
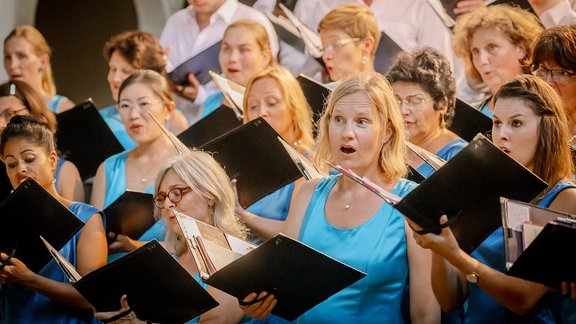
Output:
[539,0,576,28]
[159,0,279,122]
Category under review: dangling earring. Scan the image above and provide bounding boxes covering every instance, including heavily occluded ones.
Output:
[51,178,56,185]
[362,56,367,65]
[440,114,446,129]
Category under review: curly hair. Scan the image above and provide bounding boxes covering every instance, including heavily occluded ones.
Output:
[387,47,456,127]
[103,30,166,76]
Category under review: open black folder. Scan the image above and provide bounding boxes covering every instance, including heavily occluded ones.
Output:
[59,240,218,323]
[103,191,155,243]
[393,134,547,253]
[168,42,222,86]
[374,31,404,75]
[55,99,124,180]
[448,99,493,142]
[0,163,11,202]
[199,117,303,208]
[501,198,576,288]
[296,74,330,123]
[0,178,84,273]
[177,105,242,149]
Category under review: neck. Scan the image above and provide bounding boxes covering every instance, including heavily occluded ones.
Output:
[196,12,212,30]
[410,127,445,152]
[134,135,176,158]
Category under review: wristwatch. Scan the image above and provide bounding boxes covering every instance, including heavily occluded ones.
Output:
[465,272,479,284]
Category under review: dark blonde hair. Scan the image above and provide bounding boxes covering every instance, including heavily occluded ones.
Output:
[243,65,314,151]
[315,72,407,181]
[453,5,542,91]
[4,25,57,97]
[493,75,574,194]
[0,80,56,133]
[103,30,166,75]
[223,19,273,59]
[154,150,247,255]
[317,3,381,57]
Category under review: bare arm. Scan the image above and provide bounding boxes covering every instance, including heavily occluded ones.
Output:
[199,287,245,323]
[57,160,85,202]
[405,222,440,323]
[90,162,107,210]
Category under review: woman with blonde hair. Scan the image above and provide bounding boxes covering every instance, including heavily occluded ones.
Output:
[4,25,75,113]
[235,64,314,242]
[452,4,543,118]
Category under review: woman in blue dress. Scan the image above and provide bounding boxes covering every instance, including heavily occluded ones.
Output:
[0,80,84,201]
[241,72,440,323]
[91,70,179,260]
[3,25,75,114]
[388,47,467,179]
[101,30,188,150]
[0,115,107,323]
[414,75,576,322]
[233,65,315,243]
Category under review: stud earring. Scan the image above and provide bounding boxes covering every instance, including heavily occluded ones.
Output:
[362,56,367,65]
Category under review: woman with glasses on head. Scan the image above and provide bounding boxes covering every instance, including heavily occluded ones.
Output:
[317,3,380,84]
[0,115,107,323]
[0,80,83,201]
[453,4,542,118]
[387,48,467,178]
[532,24,576,146]
[3,25,75,114]
[91,70,178,260]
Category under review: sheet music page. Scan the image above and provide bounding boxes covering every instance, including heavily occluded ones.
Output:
[522,222,544,250]
[40,236,82,283]
[505,200,531,231]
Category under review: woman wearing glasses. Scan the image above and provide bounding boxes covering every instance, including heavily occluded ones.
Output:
[91,70,178,260]
[532,25,576,147]
[453,4,542,118]
[387,48,467,178]
[317,3,380,84]
[0,80,84,201]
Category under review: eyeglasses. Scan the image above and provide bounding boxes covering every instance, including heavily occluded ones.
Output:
[153,186,192,209]
[531,64,576,84]
[320,38,361,55]
[116,100,165,111]
[395,96,434,110]
[0,107,28,123]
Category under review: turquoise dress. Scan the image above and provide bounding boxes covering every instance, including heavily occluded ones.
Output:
[103,151,166,262]
[296,175,416,323]
[461,180,575,323]
[416,139,468,178]
[199,92,225,122]
[477,98,493,119]
[0,203,102,324]
[48,95,68,113]
[99,105,137,151]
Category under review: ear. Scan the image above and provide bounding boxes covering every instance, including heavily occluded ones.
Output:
[261,50,273,67]
[164,101,176,120]
[48,151,57,173]
[362,36,375,57]
[516,43,526,60]
[436,98,448,115]
[381,121,393,147]
[39,53,50,72]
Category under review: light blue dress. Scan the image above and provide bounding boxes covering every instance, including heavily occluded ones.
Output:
[0,203,102,324]
[99,105,137,151]
[199,92,225,122]
[461,180,575,323]
[296,175,416,323]
[48,95,68,113]
[477,98,493,119]
[416,139,468,178]
[103,151,166,262]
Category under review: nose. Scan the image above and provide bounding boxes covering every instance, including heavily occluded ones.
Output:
[229,49,240,62]
[342,120,355,139]
[399,102,411,115]
[258,105,269,118]
[477,50,490,65]
[163,196,176,210]
[494,124,510,142]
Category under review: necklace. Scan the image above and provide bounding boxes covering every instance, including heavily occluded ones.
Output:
[134,161,156,184]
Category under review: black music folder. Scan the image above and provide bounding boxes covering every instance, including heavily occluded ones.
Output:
[374,32,404,75]
[55,100,124,180]
[267,13,306,53]
[168,42,222,86]
[448,98,493,142]
[204,233,366,321]
[393,134,547,253]
[0,178,84,273]
[507,220,576,288]
[0,163,11,202]
[71,240,218,323]
[406,166,425,184]
[199,117,303,208]
[103,191,155,242]
[296,74,330,122]
[177,105,242,149]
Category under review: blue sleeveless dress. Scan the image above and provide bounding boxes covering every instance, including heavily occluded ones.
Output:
[462,180,575,323]
[199,92,225,122]
[416,139,468,178]
[1,203,103,324]
[296,175,416,323]
[99,105,137,151]
[103,151,166,262]
[48,95,67,113]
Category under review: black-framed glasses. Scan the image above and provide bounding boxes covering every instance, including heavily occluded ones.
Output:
[153,186,192,209]
[531,64,576,84]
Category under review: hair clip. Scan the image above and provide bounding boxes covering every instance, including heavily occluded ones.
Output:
[9,83,16,96]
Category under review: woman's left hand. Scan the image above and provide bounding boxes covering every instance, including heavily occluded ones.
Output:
[411,215,460,258]
[0,253,35,285]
